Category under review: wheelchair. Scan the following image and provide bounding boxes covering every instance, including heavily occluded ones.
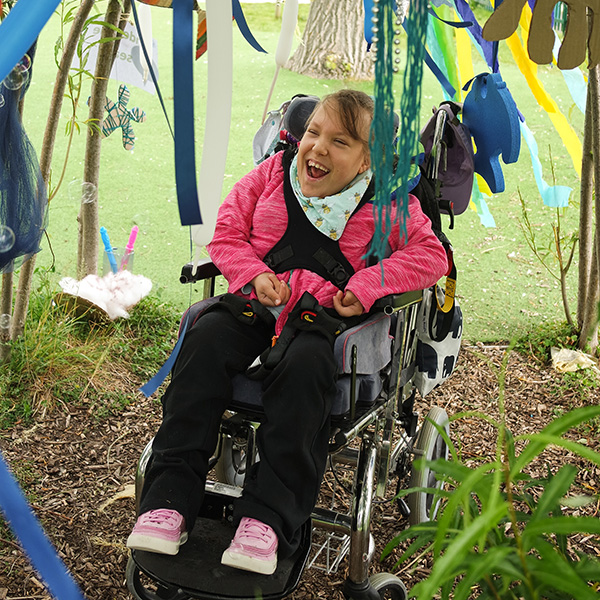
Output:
[125,259,450,600]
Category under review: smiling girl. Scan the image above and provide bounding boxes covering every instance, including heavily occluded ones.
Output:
[127,89,448,577]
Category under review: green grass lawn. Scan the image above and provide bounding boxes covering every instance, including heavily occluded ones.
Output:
[19,2,585,343]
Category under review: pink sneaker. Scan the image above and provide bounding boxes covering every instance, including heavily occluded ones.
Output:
[126,509,188,555]
[221,517,278,575]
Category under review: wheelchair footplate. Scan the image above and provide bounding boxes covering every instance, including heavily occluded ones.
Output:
[128,491,311,600]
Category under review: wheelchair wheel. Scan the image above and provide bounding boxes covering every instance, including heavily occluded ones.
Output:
[369,572,408,599]
[214,434,250,487]
[407,406,449,525]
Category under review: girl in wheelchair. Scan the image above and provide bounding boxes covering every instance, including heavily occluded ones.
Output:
[126,89,448,576]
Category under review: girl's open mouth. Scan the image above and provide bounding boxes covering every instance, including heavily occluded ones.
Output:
[307,160,329,179]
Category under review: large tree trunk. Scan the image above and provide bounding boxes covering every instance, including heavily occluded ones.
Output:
[287,0,373,81]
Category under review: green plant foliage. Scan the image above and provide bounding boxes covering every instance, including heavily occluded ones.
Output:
[386,347,600,599]
[515,320,579,363]
[0,277,180,429]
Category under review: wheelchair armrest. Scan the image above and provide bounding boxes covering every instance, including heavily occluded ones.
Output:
[180,259,222,284]
[372,289,423,313]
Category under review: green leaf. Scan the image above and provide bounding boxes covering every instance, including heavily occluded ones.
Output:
[529,464,576,523]
[527,541,600,600]
[523,516,600,539]
[412,505,508,599]
[511,405,600,476]
[433,462,501,558]
[452,546,514,600]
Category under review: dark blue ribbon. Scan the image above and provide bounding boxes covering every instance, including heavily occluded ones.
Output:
[232,0,267,53]
[173,0,203,226]
[130,0,174,139]
[452,0,500,73]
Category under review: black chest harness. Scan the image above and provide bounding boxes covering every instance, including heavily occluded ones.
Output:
[263,149,375,290]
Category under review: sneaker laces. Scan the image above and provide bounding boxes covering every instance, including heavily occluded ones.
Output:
[237,519,273,543]
[141,509,181,527]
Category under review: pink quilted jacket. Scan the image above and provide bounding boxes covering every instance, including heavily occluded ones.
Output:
[208,152,448,335]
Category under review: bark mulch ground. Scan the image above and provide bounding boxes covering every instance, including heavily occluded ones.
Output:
[1,344,599,599]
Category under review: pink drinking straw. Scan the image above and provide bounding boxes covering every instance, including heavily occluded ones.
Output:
[119,225,138,271]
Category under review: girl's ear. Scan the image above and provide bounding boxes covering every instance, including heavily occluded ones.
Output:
[358,153,371,174]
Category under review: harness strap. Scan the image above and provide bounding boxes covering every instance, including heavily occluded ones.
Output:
[246,292,350,380]
[209,293,276,328]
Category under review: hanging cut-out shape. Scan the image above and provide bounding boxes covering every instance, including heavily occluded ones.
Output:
[462,72,521,194]
[482,0,599,69]
[99,84,147,151]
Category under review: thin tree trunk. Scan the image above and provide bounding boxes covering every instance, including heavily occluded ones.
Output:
[577,78,594,328]
[77,0,124,278]
[9,0,97,342]
[579,64,600,353]
[0,273,13,362]
[287,0,373,81]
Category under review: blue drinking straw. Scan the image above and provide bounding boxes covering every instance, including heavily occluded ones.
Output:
[100,226,118,274]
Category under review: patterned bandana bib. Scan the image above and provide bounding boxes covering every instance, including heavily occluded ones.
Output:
[290,156,372,240]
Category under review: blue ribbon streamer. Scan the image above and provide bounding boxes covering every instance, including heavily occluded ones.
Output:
[139,311,190,397]
[232,0,267,53]
[0,0,61,84]
[452,0,499,73]
[130,0,174,139]
[0,452,87,600]
[173,0,203,226]
[423,18,456,99]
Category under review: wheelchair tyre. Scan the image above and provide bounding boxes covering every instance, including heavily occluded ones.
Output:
[407,406,449,526]
[214,434,249,487]
[369,572,408,599]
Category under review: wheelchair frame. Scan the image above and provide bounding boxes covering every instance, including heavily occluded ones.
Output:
[126,261,449,600]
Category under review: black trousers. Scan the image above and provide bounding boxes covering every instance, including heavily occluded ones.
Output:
[139,307,338,558]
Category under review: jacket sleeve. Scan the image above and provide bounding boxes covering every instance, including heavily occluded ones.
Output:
[207,154,283,294]
[346,195,449,312]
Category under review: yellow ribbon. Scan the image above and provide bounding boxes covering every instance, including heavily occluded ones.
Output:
[506,6,582,175]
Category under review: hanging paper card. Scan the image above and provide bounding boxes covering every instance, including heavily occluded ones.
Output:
[77,20,159,94]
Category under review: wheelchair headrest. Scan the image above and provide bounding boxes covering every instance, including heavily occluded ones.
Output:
[282,95,320,142]
[283,94,400,143]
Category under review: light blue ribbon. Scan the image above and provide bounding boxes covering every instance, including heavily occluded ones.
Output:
[553,34,587,115]
[471,180,496,228]
[0,452,86,600]
[0,0,61,84]
[520,120,572,208]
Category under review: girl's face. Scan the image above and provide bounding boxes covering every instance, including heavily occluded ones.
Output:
[297,104,371,199]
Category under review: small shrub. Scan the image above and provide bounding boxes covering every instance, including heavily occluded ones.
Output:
[386,346,600,599]
[515,320,579,364]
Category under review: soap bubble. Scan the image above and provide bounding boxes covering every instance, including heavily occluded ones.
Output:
[0,225,15,253]
[81,182,97,204]
[0,314,10,330]
[2,66,29,91]
[69,180,97,204]
[15,54,32,74]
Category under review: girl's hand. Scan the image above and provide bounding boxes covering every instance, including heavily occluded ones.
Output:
[333,290,364,317]
[252,272,290,307]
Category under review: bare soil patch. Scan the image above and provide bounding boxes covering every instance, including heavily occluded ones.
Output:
[1,345,599,599]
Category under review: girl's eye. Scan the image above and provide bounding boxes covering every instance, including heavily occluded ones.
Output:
[335,138,347,145]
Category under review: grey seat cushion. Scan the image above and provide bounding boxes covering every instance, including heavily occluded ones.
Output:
[183,299,394,416]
